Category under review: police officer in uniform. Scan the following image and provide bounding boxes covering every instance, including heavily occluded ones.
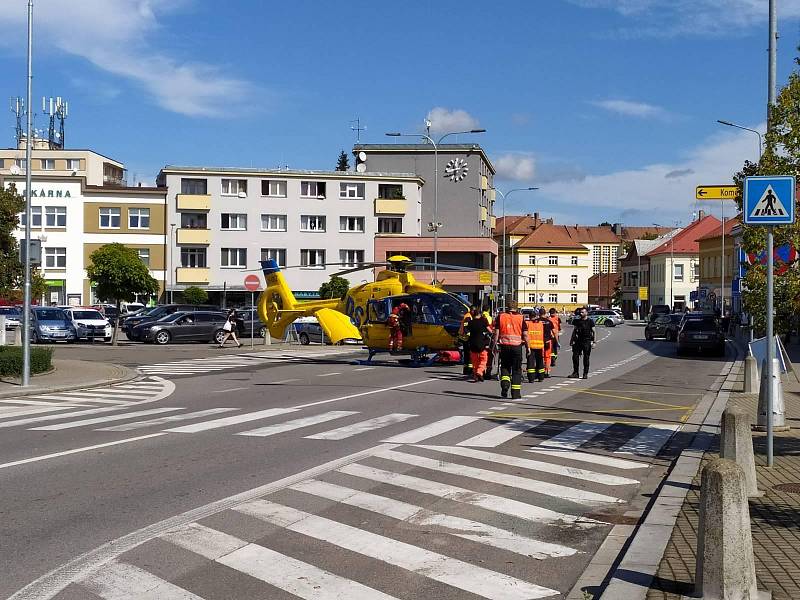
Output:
[569,306,595,379]
[493,301,528,398]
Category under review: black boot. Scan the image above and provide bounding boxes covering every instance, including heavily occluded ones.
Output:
[569,371,579,378]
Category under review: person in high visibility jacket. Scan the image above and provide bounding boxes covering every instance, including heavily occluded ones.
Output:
[459,307,475,375]
[548,307,562,367]
[527,309,554,382]
[492,302,528,399]
[387,306,403,352]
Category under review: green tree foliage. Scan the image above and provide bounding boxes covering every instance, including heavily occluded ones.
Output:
[336,150,350,171]
[0,185,25,297]
[319,275,350,299]
[86,243,159,345]
[182,286,208,305]
[598,221,612,227]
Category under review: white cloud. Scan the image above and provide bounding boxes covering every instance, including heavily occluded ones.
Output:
[494,153,536,181]
[425,107,480,134]
[0,1,257,118]
[590,99,670,119]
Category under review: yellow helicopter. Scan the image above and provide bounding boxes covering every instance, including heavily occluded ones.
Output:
[255,256,472,362]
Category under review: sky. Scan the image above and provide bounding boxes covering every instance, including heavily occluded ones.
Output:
[0,0,798,227]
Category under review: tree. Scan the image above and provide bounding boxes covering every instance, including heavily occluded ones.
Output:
[336,150,350,171]
[319,276,350,299]
[86,243,159,345]
[183,286,208,305]
[0,185,25,298]
[598,221,613,227]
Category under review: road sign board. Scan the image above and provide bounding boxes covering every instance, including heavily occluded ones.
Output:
[244,274,260,291]
[478,271,492,284]
[638,286,648,300]
[696,185,739,200]
[732,278,741,298]
[744,175,796,225]
[690,291,698,302]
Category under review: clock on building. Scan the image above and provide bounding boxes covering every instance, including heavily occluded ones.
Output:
[444,157,469,182]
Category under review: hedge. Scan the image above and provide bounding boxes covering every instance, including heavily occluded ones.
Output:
[0,346,53,376]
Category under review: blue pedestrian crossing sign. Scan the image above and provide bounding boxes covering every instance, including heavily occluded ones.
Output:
[744,175,795,225]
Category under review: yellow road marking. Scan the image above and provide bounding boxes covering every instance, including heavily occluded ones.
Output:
[584,388,700,397]
[570,388,691,410]
[487,407,690,419]
[485,415,684,426]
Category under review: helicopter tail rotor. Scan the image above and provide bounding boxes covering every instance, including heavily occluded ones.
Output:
[258,259,300,338]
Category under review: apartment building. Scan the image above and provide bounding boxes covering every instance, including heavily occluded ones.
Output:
[0,144,166,305]
[617,232,679,318]
[697,217,739,313]
[156,166,423,302]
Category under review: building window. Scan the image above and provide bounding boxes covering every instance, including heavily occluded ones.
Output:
[20,206,41,227]
[339,249,364,267]
[128,208,150,229]
[571,255,578,266]
[548,274,558,285]
[339,182,365,199]
[300,215,326,232]
[181,213,207,229]
[261,179,287,197]
[377,217,403,234]
[44,247,66,268]
[548,293,558,303]
[261,248,287,267]
[221,247,247,268]
[181,247,206,268]
[221,213,247,230]
[570,293,578,303]
[301,249,325,268]
[548,255,558,265]
[45,206,66,227]
[528,255,537,265]
[41,159,55,170]
[300,181,326,198]
[692,262,699,281]
[180,178,207,195]
[339,216,365,232]
[14,159,27,171]
[674,263,684,281]
[378,184,404,199]
[99,207,121,229]
[261,214,287,232]
[221,179,247,196]
[570,274,578,285]
[527,275,536,284]
[528,293,537,303]
[66,159,80,171]
[137,248,150,267]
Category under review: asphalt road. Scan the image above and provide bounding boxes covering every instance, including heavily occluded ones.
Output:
[0,323,732,600]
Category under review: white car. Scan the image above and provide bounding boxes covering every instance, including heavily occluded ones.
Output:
[588,309,624,327]
[63,308,113,342]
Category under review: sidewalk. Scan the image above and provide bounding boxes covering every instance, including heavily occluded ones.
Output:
[645,344,800,599]
[0,358,138,398]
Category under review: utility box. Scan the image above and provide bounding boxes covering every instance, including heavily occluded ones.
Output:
[19,239,41,266]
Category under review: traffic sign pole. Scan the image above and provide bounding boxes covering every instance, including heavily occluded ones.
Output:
[767,226,774,467]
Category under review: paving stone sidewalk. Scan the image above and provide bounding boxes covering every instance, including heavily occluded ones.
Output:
[647,355,800,599]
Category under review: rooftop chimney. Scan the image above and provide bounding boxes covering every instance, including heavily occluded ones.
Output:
[698,210,706,220]
[612,222,622,235]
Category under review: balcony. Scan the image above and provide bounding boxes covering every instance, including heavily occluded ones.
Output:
[374,198,406,215]
[177,228,211,245]
[177,194,211,211]
[176,267,210,284]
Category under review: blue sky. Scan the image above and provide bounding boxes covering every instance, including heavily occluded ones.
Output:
[0,0,798,226]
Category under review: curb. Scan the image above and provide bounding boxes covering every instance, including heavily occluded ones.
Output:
[0,362,140,399]
[565,338,745,600]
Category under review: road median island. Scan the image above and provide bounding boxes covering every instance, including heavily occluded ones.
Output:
[0,357,139,398]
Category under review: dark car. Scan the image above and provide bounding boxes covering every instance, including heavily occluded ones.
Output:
[677,317,725,356]
[645,313,682,340]
[234,307,267,338]
[122,304,219,340]
[139,311,231,345]
[648,304,671,322]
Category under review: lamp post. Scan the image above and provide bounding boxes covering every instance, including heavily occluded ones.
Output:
[21,0,33,386]
[385,128,486,285]
[168,223,176,303]
[716,120,763,159]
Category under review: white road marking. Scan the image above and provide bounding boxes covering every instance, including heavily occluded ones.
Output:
[59,390,153,398]
[290,479,578,559]
[338,463,603,526]
[456,419,543,448]
[375,448,623,505]
[0,433,166,471]
[0,406,79,419]
[353,366,375,371]
[210,387,247,393]
[417,445,639,486]
[29,407,185,431]
[271,379,298,384]
[165,407,299,434]
[238,411,359,438]
[31,395,131,405]
[0,399,85,407]
[305,413,418,440]
[236,500,560,600]
[538,422,613,450]
[96,408,239,432]
[316,372,341,377]
[526,448,649,470]
[615,424,680,457]
[383,415,481,444]
[293,379,435,410]
[80,561,204,599]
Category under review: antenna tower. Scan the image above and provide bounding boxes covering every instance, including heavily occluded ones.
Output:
[350,117,366,143]
[42,96,68,149]
[9,97,25,146]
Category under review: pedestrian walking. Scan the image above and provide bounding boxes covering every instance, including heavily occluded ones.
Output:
[218,308,242,348]
[466,306,492,382]
[569,307,595,379]
[493,301,528,399]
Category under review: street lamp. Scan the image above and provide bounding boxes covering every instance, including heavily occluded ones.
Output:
[168,223,176,303]
[385,128,486,284]
[717,120,764,159]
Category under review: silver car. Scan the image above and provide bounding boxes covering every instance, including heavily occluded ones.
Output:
[588,309,624,327]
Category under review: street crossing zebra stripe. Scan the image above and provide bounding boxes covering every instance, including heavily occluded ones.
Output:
[29,407,184,431]
[237,411,358,438]
[538,422,614,450]
[164,407,299,433]
[80,561,205,600]
[305,413,418,440]
[96,408,239,432]
[615,423,680,457]
[456,419,544,447]
[383,415,481,443]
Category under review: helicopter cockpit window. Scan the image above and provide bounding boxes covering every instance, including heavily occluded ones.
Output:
[427,293,468,325]
[368,300,389,323]
[411,299,437,324]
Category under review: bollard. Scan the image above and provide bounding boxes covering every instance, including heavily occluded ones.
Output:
[688,458,771,600]
[13,326,22,346]
[720,406,761,497]
[264,330,271,345]
[744,355,758,394]
[756,358,787,430]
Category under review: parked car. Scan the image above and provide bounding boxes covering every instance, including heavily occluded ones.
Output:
[645,313,682,340]
[122,302,145,314]
[0,306,22,330]
[663,313,689,341]
[294,319,325,345]
[588,309,624,327]
[648,304,671,322]
[140,311,231,345]
[122,304,219,340]
[63,307,113,342]
[235,307,267,338]
[676,317,726,356]
[30,307,76,343]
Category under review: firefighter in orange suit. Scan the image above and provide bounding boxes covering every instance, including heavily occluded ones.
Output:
[527,309,554,382]
[387,306,403,352]
[538,308,555,377]
[492,302,528,399]
[548,308,562,367]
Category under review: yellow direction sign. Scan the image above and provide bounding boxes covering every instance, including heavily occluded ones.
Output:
[478,271,493,284]
[696,185,739,200]
[638,287,649,301]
